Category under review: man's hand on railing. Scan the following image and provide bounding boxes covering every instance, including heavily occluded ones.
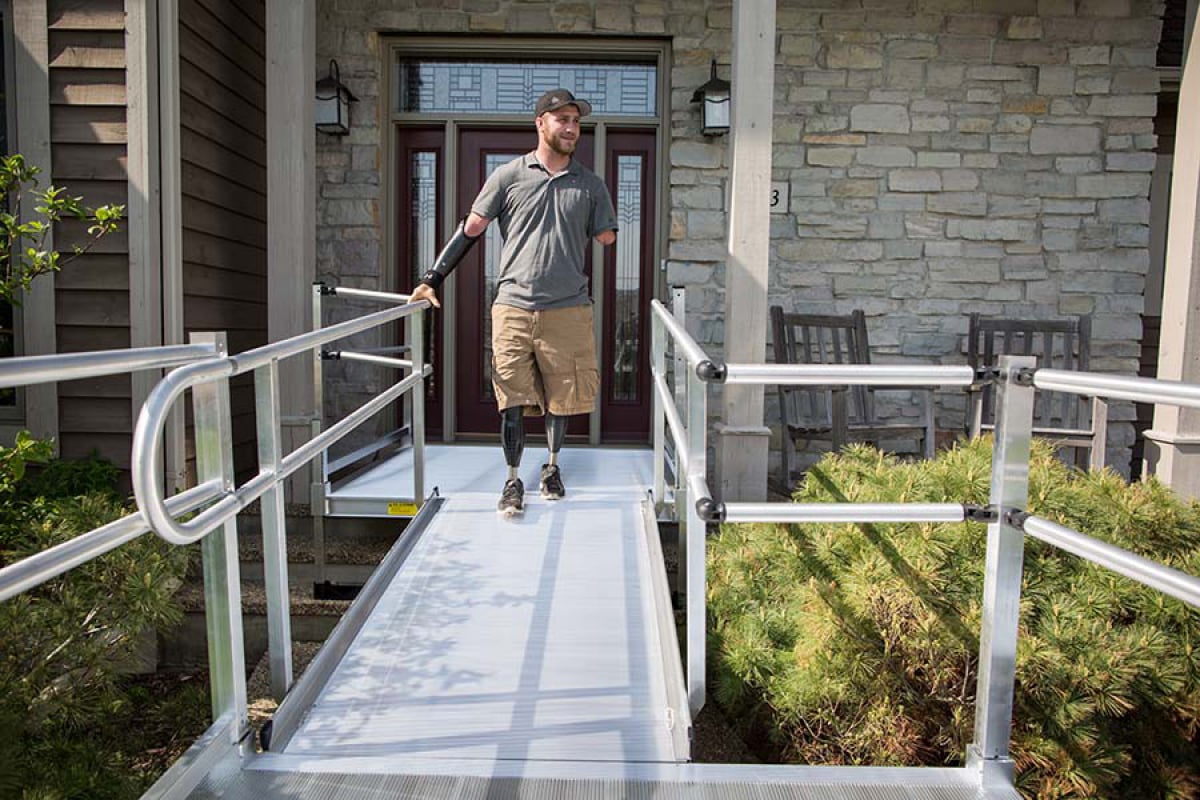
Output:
[410,283,439,309]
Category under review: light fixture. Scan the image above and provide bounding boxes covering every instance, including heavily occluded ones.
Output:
[315,59,357,136]
[690,60,731,136]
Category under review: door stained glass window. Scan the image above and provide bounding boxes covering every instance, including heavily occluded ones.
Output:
[410,151,438,398]
[397,60,656,117]
[612,155,643,403]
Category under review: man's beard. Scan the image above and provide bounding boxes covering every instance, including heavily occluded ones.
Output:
[543,130,577,156]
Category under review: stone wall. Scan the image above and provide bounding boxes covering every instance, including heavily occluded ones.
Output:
[315,0,1163,472]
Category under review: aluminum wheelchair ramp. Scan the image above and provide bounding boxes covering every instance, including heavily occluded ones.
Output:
[280,447,686,763]
[171,446,1018,799]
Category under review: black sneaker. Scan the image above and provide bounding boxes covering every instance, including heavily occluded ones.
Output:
[498,478,524,516]
[540,464,565,500]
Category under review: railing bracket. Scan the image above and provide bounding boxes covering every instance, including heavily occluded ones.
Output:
[695,496,726,523]
[321,350,341,361]
[316,282,338,296]
[695,359,727,383]
[1004,509,1030,529]
[964,504,998,523]
[1014,367,1036,386]
[969,367,998,383]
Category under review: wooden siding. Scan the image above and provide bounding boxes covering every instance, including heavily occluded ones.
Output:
[48,0,131,472]
[179,0,268,481]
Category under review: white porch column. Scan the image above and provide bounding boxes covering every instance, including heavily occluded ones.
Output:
[126,0,163,468]
[715,0,777,502]
[12,0,57,449]
[1144,11,1200,495]
[267,0,316,504]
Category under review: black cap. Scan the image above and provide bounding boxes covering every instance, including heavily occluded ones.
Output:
[534,88,593,118]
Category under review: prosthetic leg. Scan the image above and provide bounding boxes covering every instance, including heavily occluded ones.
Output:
[497,406,526,516]
[540,413,567,500]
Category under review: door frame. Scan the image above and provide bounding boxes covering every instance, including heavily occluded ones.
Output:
[382,36,672,443]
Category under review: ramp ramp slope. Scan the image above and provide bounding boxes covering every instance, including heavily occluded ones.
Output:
[288,447,679,764]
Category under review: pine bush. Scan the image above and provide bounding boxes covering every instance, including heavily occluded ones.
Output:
[709,438,1200,798]
[0,437,191,799]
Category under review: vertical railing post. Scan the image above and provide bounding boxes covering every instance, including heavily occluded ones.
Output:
[310,283,327,585]
[190,332,248,740]
[651,312,666,513]
[673,287,688,598]
[968,354,1035,788]
[407,308,426,504]
[255,358,293,701]
[685,361,708,717]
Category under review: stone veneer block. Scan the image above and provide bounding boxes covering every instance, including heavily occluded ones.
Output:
[850,103,911,132]
[1030,123,1102,154]
[1038,0,1077,14]
[1078,0,1132,16]
[1038,65,1077,94]
[1106,151,1156,171]
[670,141,724,168]
[1070,44,1111,64]
[889,169,943,191]
[808,147,856,167]
[1007,17,1044,39]
[825,42,884,69]
[1086,95,1157,116]
[928,192,989,215]
[1076,173,1152,197]
[947,218,1039,240]
[857,145,917,166]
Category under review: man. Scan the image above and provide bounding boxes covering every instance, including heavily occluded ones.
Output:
[409,89,618,517]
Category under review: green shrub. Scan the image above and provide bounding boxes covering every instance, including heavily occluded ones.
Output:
[0,436,191,799]
[709,438,1200,798]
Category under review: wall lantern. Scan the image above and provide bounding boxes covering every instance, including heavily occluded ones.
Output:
[690,60,731,136]
[315,59,357,136]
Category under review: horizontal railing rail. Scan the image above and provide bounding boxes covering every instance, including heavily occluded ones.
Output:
[721,362,977,387]
[719,502,972,525]
[1013,512,1200,609]
[320,285,412,305]
[649,293,1200,792]
[0,479,222,603]
[1034,368,1200,409]
[0,342,219,390]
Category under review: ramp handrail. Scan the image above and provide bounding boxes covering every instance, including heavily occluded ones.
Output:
[0,342,221,602]
[2,294,432,800]
[132,300,429,546]
[649,295,1200,791]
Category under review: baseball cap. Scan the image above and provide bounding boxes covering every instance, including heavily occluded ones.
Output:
[534,88,593,118]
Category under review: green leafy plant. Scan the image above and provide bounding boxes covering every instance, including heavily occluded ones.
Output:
[709,438,1200,798]
[0,440,191,799]
[0,153,124,304]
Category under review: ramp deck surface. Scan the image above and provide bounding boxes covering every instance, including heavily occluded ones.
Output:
[286,445,680,764]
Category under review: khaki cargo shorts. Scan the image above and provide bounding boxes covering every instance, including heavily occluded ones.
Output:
[491,303,599,417]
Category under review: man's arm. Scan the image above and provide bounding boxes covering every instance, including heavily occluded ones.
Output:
[409,212,491,308]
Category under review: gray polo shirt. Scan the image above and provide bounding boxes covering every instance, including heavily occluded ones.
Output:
[471,152,618,310]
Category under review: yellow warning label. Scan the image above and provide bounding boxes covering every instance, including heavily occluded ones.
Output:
[387,502,419,516]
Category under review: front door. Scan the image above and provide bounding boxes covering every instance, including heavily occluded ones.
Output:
[396,125,658,442]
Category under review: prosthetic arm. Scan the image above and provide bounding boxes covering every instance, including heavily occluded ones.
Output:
[418,218,482,290]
